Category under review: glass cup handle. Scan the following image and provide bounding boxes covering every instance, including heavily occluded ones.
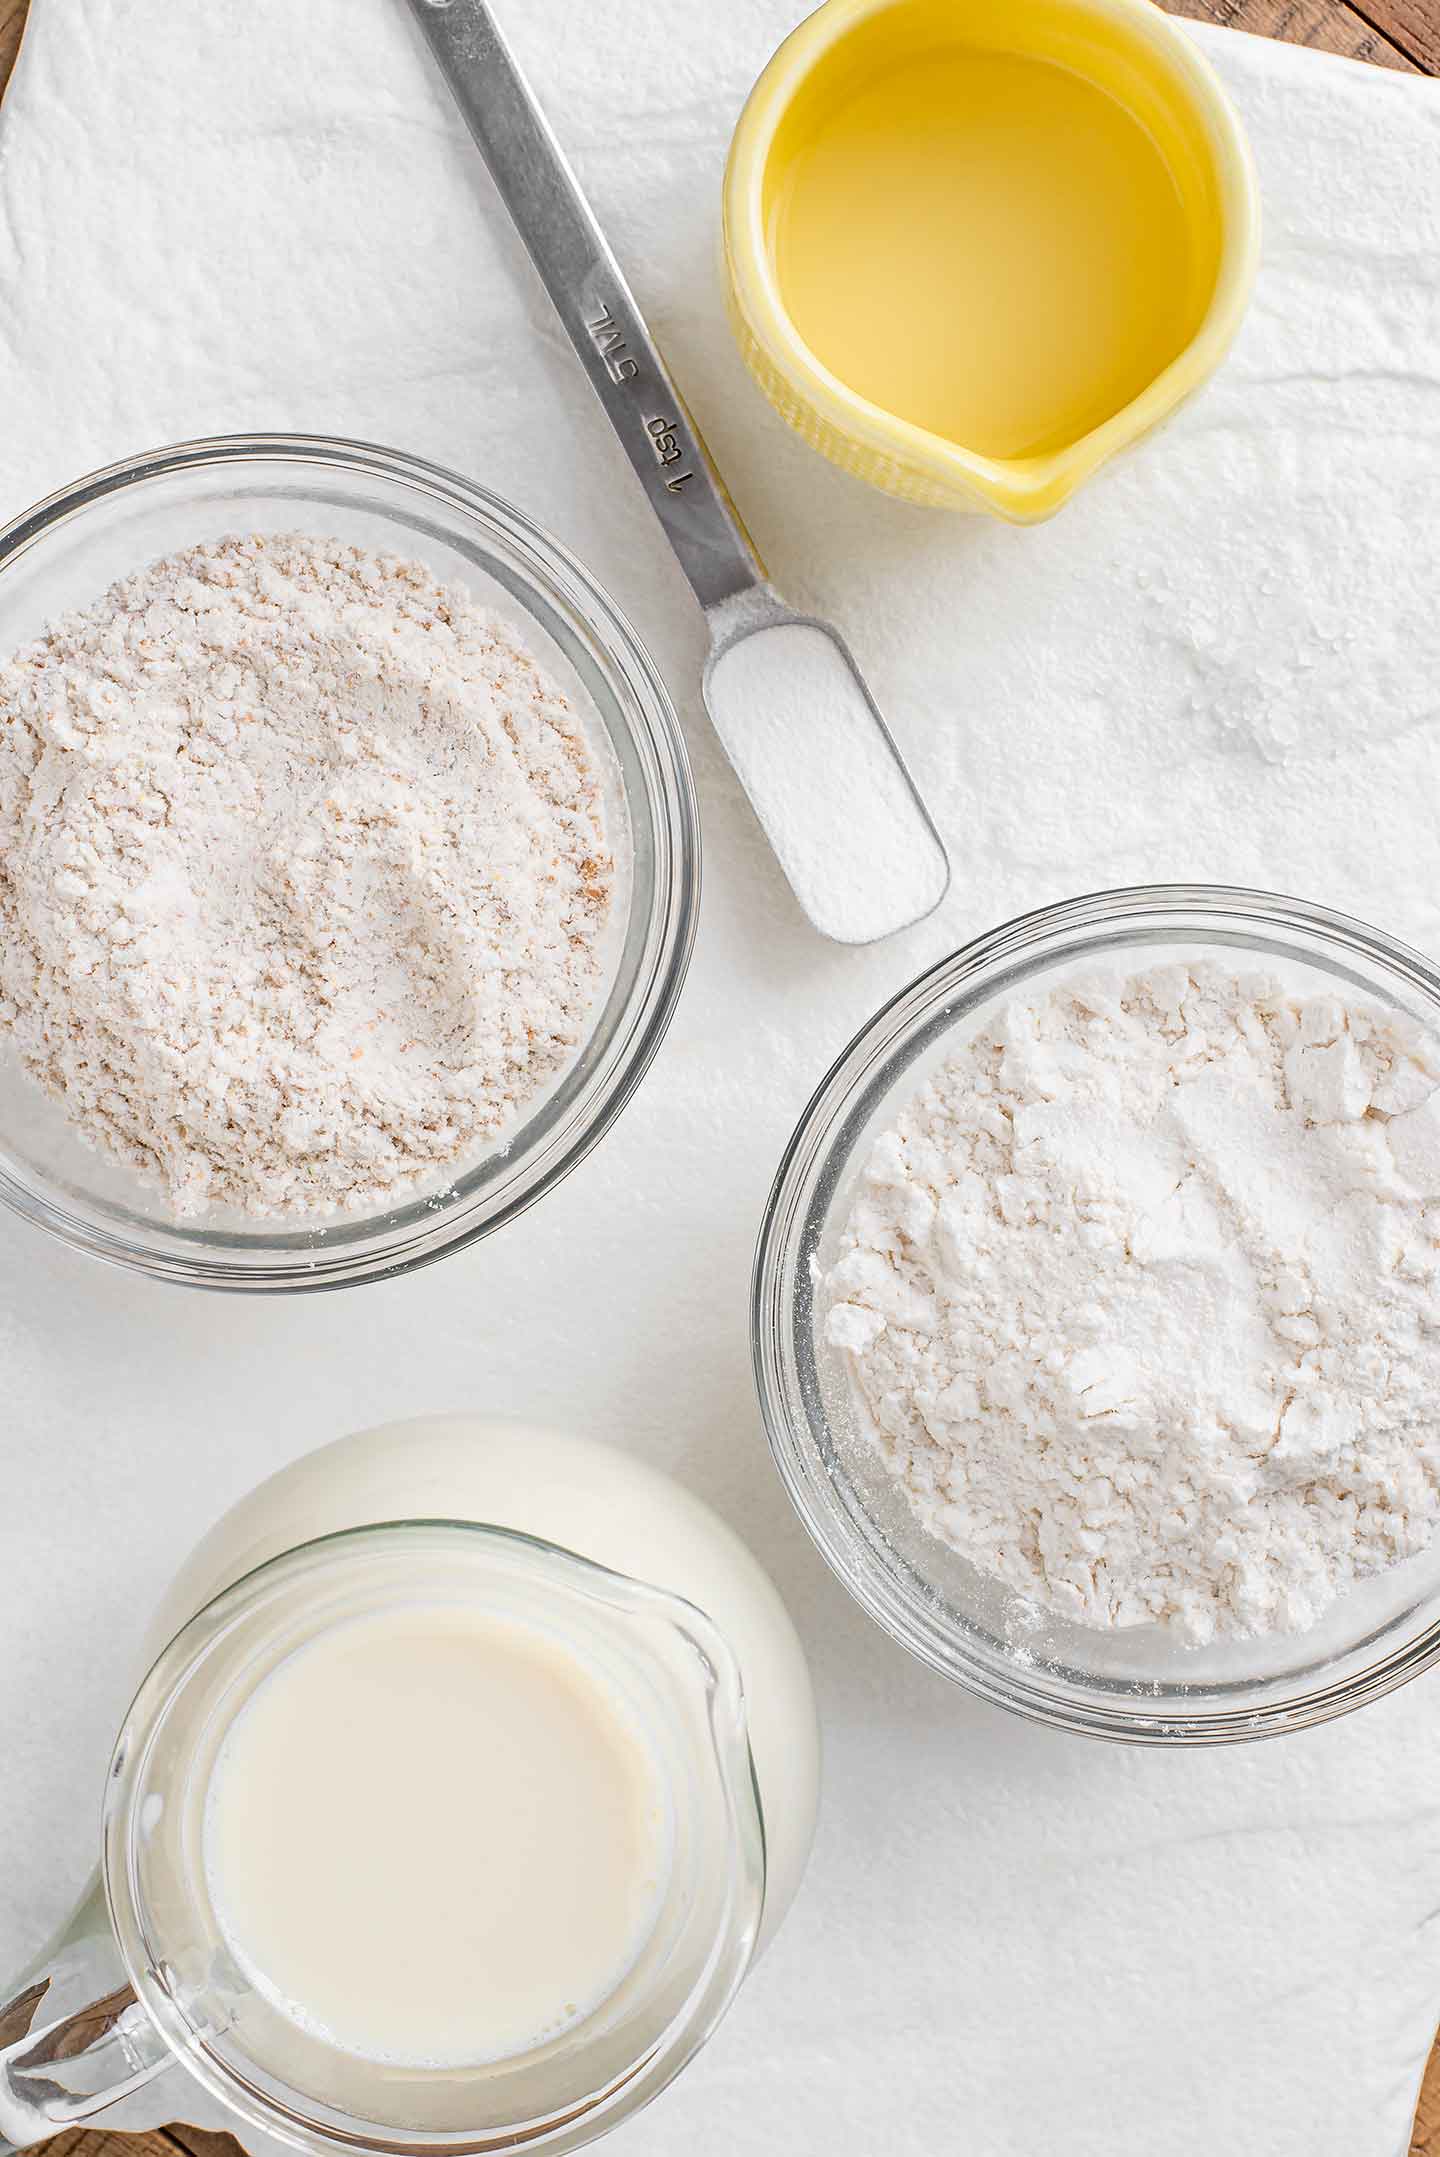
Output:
[0,1872,178,2151]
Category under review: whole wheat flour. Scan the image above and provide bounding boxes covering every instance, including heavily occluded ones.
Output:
[825,964,1440,1642]
[0,533,614,1217]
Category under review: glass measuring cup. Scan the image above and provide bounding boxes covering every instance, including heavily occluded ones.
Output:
[0,1523,766,2156]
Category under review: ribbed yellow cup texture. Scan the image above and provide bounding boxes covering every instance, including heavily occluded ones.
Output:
[722,0,1260,522]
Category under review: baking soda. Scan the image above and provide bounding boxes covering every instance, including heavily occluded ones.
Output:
[704,614,948,945]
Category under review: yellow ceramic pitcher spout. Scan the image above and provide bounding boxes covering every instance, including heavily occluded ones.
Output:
[723,0,1260,521]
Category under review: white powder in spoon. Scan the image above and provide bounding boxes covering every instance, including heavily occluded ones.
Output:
[825,963,1440,1642]
[0,533,614,1218]
[704,616,949,945]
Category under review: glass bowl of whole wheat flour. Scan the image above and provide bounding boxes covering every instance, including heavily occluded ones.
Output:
[0,436,699,1291]
[755,885,1440,1743]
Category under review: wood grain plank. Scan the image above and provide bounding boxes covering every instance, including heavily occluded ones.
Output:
[34,2133,171,2157]
[35,2132,243,2157]
[1414,2033,1440,2156]
[150,2127,248,2157]
[1167,0,1420,66]
[0,0,27,101]
[1355,0,1440,68]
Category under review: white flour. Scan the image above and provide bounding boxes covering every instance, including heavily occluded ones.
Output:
[0,534,614,1218]
[825,964,1440,1642]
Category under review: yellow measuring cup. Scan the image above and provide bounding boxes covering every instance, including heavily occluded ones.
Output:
[723,0,1259,521]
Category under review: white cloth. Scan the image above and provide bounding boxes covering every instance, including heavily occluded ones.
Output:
[2,6,1440,2154]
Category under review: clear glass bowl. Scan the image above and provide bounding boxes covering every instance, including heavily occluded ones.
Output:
[0,435,699,1292]
[753,885,1440,1743]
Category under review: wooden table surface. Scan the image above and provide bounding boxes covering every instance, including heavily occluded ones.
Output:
[0,0,1438,2148]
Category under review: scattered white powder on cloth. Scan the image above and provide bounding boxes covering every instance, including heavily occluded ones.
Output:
[825,964,1440,1642]
[0,534,613,1217]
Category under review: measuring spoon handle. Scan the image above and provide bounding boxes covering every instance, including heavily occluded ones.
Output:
[406,0,765,613]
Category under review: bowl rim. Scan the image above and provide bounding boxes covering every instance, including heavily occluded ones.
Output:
[0,431,702,1292]
[752,881,1440,1743]
[721,0,1262,521]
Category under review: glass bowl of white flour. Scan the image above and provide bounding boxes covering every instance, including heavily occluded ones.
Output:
[0,436,698,1290]
[754,885,1440,1741]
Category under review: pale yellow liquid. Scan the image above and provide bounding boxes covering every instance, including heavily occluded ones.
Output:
[772,47,1202,461]
[204,1607,670,2067]
[155,1419,819,1964]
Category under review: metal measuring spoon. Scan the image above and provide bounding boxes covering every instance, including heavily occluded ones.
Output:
[406,0,950,945]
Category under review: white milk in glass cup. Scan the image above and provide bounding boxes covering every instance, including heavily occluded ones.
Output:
[0,1419,819,2157]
